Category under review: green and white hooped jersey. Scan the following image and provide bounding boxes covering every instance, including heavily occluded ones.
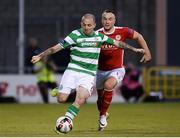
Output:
[59,28,115,76]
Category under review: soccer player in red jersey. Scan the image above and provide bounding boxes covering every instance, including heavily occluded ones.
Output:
[96,10,152,131]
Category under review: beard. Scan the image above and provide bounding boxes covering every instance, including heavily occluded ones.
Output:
[104,25,114,32]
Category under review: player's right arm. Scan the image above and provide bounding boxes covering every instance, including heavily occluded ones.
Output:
[31,30,77,64]
[31,44,62,64]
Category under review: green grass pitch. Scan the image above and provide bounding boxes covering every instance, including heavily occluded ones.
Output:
[0,102,180,137]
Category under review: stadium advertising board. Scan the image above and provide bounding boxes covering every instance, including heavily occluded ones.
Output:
[0,75,124,103]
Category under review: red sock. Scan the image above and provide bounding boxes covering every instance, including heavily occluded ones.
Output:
[100,90,113,116]
[97,89,104,112]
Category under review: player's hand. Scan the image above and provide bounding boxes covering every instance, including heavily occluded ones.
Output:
[31,55,41,64]
[140,52,152,63]
[135,48,145,54]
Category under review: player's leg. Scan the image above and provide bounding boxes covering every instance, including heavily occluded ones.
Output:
[73,86,90,108]
[64,86,90,120]
[96,70,106,115]
[52,70,76,102]
[101,68,125,115]
[97,89,104,112]
[54,70,78,134]
[100,76,117,116]
[98,76,116,131]
[64,73,94,120]
[57,93,70,103]
[53,86,90,134]
[48,82,58,97]
[51,87,77,103]
[99,68,125,131]
[54,92,71,134]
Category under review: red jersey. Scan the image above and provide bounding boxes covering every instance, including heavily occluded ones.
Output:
[98,26,134,71]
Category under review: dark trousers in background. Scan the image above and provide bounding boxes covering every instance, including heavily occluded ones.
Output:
[121,85,144,102]
[38,82,76,103]
[38,81,57,103]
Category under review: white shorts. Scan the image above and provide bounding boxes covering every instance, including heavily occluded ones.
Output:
[96,68,125,90]
[58,70,95,95]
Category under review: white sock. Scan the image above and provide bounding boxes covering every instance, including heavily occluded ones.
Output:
[100,115,107,124]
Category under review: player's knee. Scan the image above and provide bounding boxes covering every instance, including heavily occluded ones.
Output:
[57,97,66,103]
[75,98,86,107]
[104,77,117,90]
[75,94,88,106]
[104,81,114,90]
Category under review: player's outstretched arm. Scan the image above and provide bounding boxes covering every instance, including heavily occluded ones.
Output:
[114,40,145,54]
[31,44,62,64]
[133,31,151,63]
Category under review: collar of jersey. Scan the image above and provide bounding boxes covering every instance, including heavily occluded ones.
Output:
[79,28,95,37]
[103,26,115,35]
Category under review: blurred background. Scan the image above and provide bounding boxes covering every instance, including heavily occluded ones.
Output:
[0,0,180,103]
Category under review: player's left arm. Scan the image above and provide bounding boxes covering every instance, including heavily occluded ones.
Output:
[133,31,152,63]
[101,33,145,54]
[113,40,145,54]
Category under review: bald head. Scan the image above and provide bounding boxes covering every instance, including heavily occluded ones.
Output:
[81,13,96,23]
[81,13,96,35]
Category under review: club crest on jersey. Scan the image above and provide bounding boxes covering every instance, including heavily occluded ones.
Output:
[59,84,63,90]
[115,35,121,40]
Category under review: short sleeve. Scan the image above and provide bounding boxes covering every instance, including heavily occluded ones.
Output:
[59,32,77,49]
[99,33,115,45]
[124,27,134,39]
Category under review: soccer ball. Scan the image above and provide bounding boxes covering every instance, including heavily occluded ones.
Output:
[55,116,73,134]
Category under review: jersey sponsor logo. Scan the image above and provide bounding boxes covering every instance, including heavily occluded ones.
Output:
[77,37,102,43]
[77,37,101,47]
[81,42,98,47]
[101,44,118,50]
[115,35,121,40]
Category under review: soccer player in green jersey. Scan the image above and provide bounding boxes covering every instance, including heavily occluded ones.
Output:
[31,13,144,132]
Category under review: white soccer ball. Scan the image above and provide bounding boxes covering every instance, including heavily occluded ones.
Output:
[55,116,73,134]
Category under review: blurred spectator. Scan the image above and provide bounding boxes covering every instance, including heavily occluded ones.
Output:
[0,82,16,103]
[0,82,8,96]
[25,37,41,73]
[33,56,58,103]
[119,63,145,103]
